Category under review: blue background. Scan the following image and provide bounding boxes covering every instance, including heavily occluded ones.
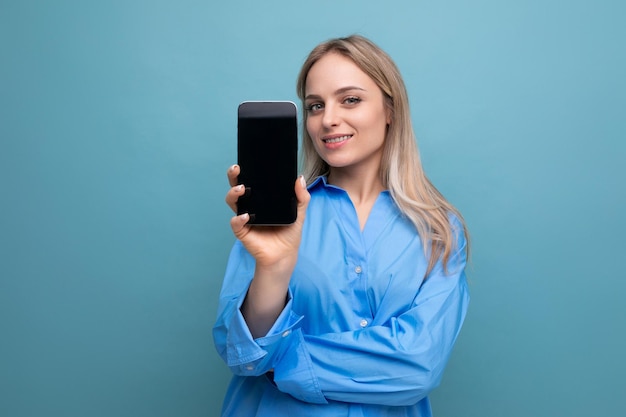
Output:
[1,1,624,416]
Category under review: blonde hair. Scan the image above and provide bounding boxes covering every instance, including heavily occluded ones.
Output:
[296,35,469,276]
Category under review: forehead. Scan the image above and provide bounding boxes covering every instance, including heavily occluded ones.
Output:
[305,52,376,94]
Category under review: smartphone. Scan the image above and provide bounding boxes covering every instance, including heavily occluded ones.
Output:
[237,101,298,225]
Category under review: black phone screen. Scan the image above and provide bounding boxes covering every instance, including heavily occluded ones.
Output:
[237,101,298,225]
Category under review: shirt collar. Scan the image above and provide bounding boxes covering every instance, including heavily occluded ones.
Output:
[308,175,348,193]
[307,175,328,191]
[308,175,390,196]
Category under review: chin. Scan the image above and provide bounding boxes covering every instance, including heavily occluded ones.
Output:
[322,157,352,169]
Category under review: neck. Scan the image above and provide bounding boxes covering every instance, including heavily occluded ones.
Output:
[328,165,384,206]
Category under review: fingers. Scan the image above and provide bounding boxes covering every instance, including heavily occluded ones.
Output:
[225,183,245,213]
[225,166,310,223]
[227,164,240,187]
[225,164,243,213]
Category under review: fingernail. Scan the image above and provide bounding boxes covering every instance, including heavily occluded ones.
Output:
[236,184,244,191]
[230,164,238,172]
[299,175,306,187]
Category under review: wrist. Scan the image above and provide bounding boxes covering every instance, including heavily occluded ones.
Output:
[255,255,298,279]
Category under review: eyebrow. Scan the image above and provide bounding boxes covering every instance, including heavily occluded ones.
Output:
[304,86,366,101]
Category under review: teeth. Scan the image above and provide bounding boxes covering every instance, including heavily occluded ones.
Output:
[324,135,351,143]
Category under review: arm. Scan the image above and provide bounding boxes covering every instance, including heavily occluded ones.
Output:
[224,164,310,338]
[213,241,303,370]
[214,240,325,405]
[213,165,312,384]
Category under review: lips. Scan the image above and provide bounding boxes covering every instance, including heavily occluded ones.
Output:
[322,134,353,144]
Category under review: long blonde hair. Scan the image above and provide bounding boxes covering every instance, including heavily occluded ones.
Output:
[296,35,469,276]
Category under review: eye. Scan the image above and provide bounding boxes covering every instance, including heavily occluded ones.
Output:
[343,96,362,105]
[306,102,324,113]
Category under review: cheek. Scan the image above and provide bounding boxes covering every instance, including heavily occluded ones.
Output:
[305,117,317,136]
[305,118,323,151]
[368,108,390,133]
[355,111,386,135]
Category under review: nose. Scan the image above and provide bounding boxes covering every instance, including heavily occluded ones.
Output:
[321,103,340,128]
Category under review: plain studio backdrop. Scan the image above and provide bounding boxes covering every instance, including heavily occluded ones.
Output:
[1,1,624,416]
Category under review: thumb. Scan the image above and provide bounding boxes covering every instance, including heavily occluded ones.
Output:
[294,176,310,223]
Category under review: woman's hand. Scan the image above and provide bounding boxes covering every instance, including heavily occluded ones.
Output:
[225,164,310,269]
[224,164,311,338]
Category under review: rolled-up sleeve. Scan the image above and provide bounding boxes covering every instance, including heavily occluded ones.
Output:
[212,243,312,375]
[216,288,304,371]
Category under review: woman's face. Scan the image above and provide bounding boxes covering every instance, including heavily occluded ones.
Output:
[304,52,390,175]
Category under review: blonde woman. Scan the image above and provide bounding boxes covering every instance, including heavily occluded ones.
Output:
[214,35,469,417]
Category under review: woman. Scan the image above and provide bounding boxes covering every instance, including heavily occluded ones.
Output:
[213,35,469,417]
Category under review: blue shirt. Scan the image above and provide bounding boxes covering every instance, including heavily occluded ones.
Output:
[213,176,469,417]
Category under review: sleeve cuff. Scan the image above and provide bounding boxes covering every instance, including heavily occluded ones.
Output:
[225,289,303,371]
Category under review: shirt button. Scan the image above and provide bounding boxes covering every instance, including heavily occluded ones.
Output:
[245,365,254,371]
[354,266,362,274]
[282,330,291,338]
[359,319,368,328]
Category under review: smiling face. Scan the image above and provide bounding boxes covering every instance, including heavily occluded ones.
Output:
[304,52,391,177]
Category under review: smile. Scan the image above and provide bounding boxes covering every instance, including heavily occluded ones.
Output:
[322,134,352,144]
